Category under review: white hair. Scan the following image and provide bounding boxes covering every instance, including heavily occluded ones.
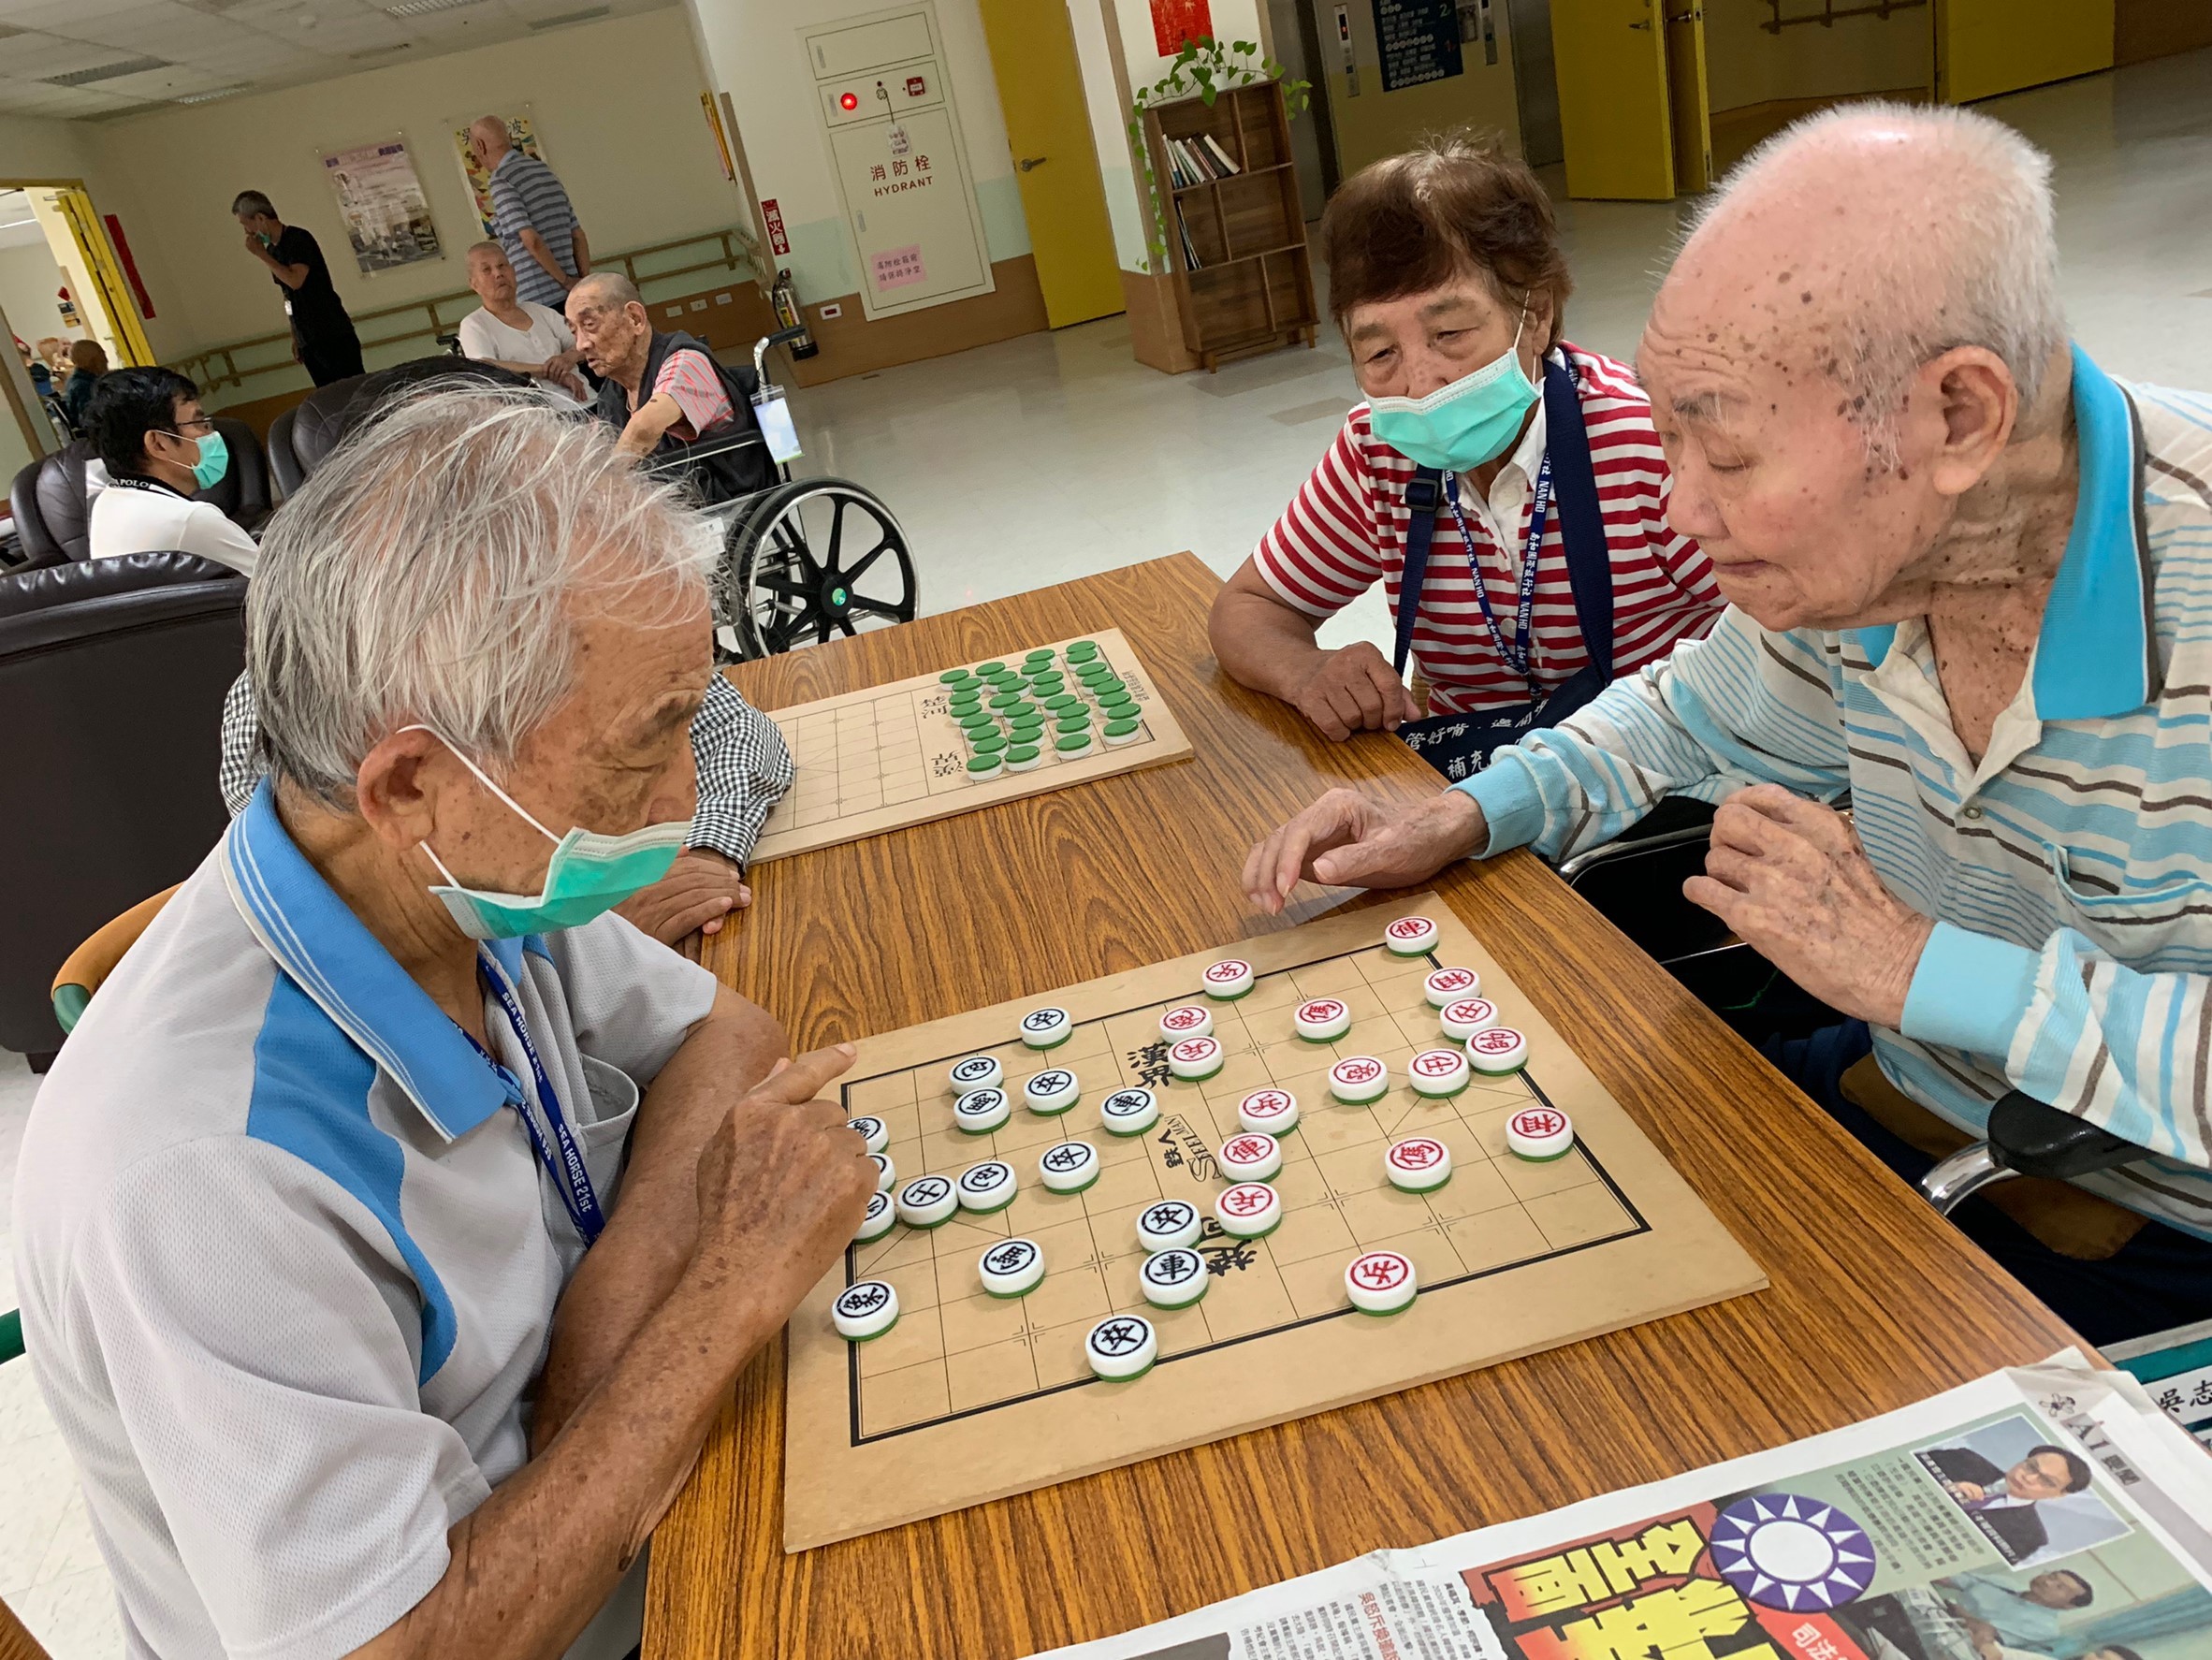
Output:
[1692,101,2067,458]
[249,383,717,807]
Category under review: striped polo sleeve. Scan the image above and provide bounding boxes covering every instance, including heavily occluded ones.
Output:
[1458,609,1855,858]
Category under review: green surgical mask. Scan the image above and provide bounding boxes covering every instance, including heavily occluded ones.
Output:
[1366,305,1537,473]
[187,428,229,490]
[410,728,689,939]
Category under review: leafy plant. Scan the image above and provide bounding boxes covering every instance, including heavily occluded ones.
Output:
[1128,36,1312,273]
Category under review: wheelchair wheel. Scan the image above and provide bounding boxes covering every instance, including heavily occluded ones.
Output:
[721,477,918,658]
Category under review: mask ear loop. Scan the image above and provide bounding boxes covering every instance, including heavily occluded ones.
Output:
[401,725,561,885]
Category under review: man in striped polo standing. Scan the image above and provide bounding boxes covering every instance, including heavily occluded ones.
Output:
[1244,103,2212,1346]
[470,116,589,308]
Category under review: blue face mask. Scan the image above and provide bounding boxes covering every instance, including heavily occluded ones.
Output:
[1366,306,1537,473]
[185,428,229,490]
[410,728,690,940]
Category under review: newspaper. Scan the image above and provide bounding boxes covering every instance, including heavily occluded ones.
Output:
[1031,1354,2212,1660]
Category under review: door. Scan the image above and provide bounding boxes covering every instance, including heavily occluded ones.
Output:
[1936,0,2113,104]
[1663,1,1710,194]
[1553,0,1675,200]
[976,0,1123,328]
[49,187,152,366]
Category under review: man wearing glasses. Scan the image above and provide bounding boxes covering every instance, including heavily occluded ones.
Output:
[85,366,257,575]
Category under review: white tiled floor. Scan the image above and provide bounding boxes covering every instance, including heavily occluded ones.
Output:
[2,47,2207,1660]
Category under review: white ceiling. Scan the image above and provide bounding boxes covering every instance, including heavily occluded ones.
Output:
[0,186,48,247]
[0,0,673,122]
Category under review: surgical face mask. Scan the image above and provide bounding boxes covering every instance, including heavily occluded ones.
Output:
[181,427,229,490]
[1365,305,1537,473]
[408,727,690,939]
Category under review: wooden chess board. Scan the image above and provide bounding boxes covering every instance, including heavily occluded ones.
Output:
[747,628,1192,863]
[781,896,1766,1551]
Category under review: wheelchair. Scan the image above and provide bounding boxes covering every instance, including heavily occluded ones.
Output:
[623,328,918,663]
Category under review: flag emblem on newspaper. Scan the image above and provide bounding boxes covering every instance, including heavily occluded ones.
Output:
[1710,1493,1877,1611]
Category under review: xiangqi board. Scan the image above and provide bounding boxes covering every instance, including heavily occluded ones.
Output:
[746,628,1192,863]
[780,896,1765,1551]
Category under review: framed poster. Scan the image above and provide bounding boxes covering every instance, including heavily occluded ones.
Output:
[319,136,443,273]
[453,111,546,239]
[1372,0,1463,92]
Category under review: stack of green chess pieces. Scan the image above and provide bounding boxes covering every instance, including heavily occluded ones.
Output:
[938,640,1146,781]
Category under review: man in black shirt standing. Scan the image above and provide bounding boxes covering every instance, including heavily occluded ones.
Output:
[232,190,364,386]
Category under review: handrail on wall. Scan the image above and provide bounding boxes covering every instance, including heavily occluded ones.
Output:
[176,225,762,399]
[1761,0,1927,30]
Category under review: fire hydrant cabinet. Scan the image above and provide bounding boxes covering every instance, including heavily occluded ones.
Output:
[803,3,997,320]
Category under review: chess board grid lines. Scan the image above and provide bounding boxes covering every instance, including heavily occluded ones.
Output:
[837,943,1650,1446]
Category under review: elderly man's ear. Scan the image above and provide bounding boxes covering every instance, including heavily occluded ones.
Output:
[1915,345,2022,498]
[353,727,454,852]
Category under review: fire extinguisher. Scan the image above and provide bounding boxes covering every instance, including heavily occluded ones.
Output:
[769,268,819,359]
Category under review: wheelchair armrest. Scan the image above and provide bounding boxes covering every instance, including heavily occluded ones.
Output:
[1986,1090,2141,1180]
[1557,823,1712,881]
[1921,1090,2144,1214]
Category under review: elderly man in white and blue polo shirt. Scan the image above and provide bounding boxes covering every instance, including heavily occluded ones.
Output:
[1244,104,2212,1347]
[12,386,873,1660]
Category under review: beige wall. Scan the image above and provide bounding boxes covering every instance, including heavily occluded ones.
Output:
[57,6,746,358]
[684,0,1029,305]
[1703,0,1935,112]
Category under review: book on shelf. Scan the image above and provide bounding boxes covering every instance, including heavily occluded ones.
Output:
[1173,202,1201,271]
[1163,134,1243,187]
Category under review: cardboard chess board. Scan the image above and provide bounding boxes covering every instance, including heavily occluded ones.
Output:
[781,896,1766,1551]
[748,628,1192,863]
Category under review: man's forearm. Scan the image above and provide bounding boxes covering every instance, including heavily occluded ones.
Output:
[519,228,573,287]
[571,226,590,277]
[531,989,783,1451]
[1211,585,1329,704]
[359,1268,778,1660]
[617,396,681,458]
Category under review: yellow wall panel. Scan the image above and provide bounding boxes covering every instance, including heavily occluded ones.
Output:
[1939,0,2115,105]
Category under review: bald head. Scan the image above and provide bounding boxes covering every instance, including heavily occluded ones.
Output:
[570,271,641,313]
[1668,102,2065,452]
[1635,102,2077,633]
[468,117,513,171]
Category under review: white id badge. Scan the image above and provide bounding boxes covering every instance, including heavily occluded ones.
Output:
[752,388,802,463]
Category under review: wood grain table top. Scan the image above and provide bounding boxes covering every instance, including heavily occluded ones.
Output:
[645,552,2074,1660]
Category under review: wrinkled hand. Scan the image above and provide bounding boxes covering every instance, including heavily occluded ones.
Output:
[244,230,267,258]
[1242,787,1486,915]
[616,849,751,943]
[1290,643,1422,741]
[691,1045,869,1311]
[1684,785,1934,1027]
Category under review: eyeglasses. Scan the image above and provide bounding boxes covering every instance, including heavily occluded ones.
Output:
[158,418,217,437]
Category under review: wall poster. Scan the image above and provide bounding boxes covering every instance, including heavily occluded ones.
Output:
[319,136,443,273]
[1150,0,1213,56]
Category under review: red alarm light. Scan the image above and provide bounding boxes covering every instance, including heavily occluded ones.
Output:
[838,91,859,110]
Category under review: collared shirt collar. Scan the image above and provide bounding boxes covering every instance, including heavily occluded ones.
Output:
[1846,343,2156,721]
[220,778,517,1142]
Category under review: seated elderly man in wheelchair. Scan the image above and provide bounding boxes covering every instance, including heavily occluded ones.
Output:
[1245,105,2212,1347]
[566,270,776,501]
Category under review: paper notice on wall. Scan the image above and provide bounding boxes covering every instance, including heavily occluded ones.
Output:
[872,244,926,292]
[1151,0,1213,56]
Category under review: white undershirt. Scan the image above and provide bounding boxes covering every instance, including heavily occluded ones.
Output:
[87,481,257,575]
[1448,398,1550,582]
[457,302,584,400]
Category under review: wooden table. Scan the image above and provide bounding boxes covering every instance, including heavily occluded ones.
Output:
[646,553,2074,1660]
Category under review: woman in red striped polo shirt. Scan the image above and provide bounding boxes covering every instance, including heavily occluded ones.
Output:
[1211,135,1722,780]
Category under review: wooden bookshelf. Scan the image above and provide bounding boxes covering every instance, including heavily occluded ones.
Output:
[1140,80,1318,373]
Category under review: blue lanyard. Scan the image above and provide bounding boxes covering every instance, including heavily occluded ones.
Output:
[1443,455,1552,692]
[462,953,606,1245]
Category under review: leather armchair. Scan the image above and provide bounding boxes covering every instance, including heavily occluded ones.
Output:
[266,357,529,496]
[0,552,245,1062]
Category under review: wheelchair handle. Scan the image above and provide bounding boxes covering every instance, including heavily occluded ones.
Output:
[754,328,810,385]
[1921,1090,2143,1215]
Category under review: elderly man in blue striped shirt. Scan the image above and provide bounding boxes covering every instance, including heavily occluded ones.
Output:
[1244,103,2212,1345]
[470,116,589,309]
